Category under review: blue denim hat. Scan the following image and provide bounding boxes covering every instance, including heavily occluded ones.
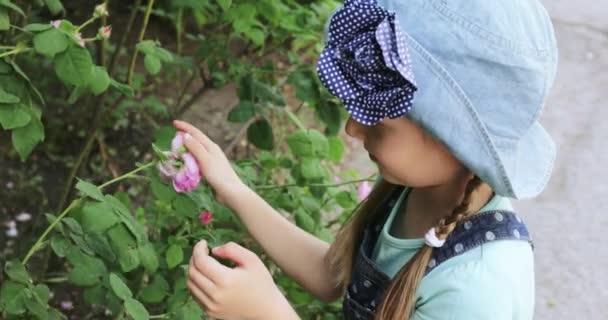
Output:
[318,0,558,199]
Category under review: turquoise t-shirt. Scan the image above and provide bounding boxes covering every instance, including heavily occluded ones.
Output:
[372,188,535,320]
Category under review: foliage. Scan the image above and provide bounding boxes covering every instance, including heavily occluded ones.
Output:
[0,0,374,319]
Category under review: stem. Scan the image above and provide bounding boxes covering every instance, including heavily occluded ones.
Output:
[23,199,82,265]
[254,174,377,191]
[56,95,125,212]
[108,0,142,76]
[127,0,155,85]
[99,161,156,189]
[0,45,17,49]
[0,47,30,58]
[76,16,98,32]
[43,276,68,283]
[149,314,168,319]
[25,161,156,266]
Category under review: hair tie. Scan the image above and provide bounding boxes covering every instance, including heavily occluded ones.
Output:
[424,227,446,248]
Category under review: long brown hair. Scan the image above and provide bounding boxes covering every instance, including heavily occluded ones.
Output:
[325,176,484,319]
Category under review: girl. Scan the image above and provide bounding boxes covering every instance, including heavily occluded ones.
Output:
[181,0,558,319]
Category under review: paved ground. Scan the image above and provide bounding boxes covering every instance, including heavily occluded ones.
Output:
[343,1,608,319]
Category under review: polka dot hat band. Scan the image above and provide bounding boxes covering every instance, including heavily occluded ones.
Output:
[316,0,417,126]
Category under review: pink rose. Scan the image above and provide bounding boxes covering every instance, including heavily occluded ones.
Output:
[199,211,212,225]
[357,181,373,201]
[98,26,112,40]
[172,153,201,193]
[157,132,202,193]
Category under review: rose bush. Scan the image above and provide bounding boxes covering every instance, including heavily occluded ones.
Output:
[0,1,377,319]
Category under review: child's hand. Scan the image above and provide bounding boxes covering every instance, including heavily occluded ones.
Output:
[173,120,246,206]
[188,240,292,320]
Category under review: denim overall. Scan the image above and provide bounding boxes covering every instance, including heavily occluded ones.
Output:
[343,186,533,319]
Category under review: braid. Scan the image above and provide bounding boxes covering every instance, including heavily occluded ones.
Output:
[374,176,483,320]
[435,176,483,240]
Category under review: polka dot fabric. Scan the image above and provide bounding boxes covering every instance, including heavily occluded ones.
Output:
[316,0,417,126]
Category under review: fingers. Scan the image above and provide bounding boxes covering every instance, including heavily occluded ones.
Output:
[183,134,211,168]
[187,279,216,313]
[188,264,217,296]
[173,120,217,151]
[211,242,257,267]
[192,246,231,285]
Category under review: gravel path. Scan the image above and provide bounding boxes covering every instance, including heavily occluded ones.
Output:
[342,1,608,318]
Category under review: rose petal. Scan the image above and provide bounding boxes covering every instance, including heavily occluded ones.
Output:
[171,132,185,152]
[199,211,212,225]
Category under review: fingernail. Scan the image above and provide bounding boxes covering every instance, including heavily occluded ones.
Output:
[185,133,192,140]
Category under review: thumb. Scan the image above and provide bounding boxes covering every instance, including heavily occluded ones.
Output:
[211,242,256,267]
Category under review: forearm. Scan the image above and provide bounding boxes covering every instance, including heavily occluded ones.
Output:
[226,186,340,302]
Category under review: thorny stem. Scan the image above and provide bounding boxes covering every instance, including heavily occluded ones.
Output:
[127,0,155,85]
[23,161,157,266]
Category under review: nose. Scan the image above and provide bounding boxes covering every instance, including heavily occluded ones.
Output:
[345,117,366,141]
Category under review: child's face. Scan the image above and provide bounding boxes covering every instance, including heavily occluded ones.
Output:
[345,116,469,187]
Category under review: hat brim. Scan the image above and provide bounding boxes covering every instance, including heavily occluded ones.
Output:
[403,31,556,199]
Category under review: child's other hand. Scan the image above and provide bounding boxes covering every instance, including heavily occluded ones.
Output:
[188,240,289,320]
[173,120,246,206]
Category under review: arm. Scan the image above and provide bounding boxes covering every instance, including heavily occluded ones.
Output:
[226,185,342,303]
[175,120,342,303]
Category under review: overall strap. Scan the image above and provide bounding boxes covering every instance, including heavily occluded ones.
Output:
[425,210,533,275]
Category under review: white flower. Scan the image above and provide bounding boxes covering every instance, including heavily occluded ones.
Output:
[6,227,18,238]
[51,20,61,28]
[4,220,16,229]
[16,212,32,222]
[94,3,109,17]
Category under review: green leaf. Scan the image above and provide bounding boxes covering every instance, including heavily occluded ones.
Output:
[4,259,30,285]
[217,0,232,11]
[0,87,19,103]
[244,27,265,47]
[24,292,48,320]
[24,23,53,32]
[295,209,315,233]
[253,80,284,106]
[328,137,345,162]
[0,281,27,315]
[43,0,64,15]
[0,0,24,16]
[110,78,134,97]
[117,248,140,273]
[287,129,329,158]
[227,101,256,123]
[172,196,198,218]
[140,275,169,303]
[151,179,177,203]
[54,45,93,87]
[33,28,68,57]
[84,232,116,261]
[287,68,320,103]
[62,217,83,235]
[144,54,161,75]
[88,66,110,95]
[75,179,105,201]
[81,202,120,233]
[83,285,105,306]
[50,236,71,257]
[33,284,51,303]
[0,8,9,30]
[174,299,204,320]
[12,113,44,161]
[68,265,100,286]
[8,60,45,106]
[109,273,133,301]
[166,244,183,269]
[138,242,159,273]
[335,191,355,209]
[300,158,324,179]
[0,104,31,129]
[247,118,274,150]
[124,298,149,320]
